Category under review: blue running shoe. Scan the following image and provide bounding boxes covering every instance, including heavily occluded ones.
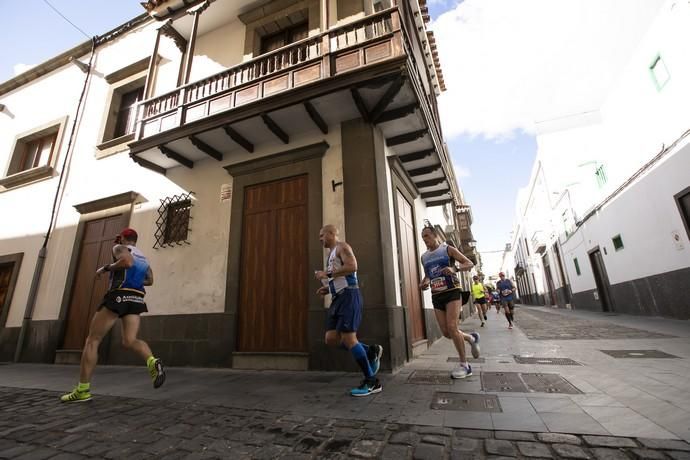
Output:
[470,332,480,359]
[350,378,382,397]
[369,344,383,376]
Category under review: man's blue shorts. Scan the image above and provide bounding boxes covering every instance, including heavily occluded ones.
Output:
[325,287,362,332]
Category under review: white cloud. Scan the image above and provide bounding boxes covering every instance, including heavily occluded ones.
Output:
[13,63,36,76]
[431,0,665,139]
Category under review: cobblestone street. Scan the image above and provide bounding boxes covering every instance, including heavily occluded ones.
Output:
[2,387,690,459]
[1,306,689,459]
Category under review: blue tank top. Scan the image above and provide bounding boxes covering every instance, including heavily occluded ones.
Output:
[421,243,461,294]
[109,245,149,295]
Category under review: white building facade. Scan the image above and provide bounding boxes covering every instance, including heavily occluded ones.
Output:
[504,0,690,318]
[0,0,475,367]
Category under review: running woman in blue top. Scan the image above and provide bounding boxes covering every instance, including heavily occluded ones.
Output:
[419,226,480,379]
[315,225,383,397]
[61,228,165,402]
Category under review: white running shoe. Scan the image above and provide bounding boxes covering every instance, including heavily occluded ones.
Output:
[470,332,480,359]
[451,364,472,379]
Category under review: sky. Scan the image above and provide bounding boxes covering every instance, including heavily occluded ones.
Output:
[1,0,663,275]
[427,0,664,275]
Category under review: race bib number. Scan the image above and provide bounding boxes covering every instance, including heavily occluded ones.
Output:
[431,277,448,293]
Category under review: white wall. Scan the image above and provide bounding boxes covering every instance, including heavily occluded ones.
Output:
[562,139,690,291]
[514,0,690,298]
[0,49,94,327]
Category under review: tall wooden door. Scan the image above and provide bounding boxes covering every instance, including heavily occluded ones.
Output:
[397,191,425,343]
[237,175,308,352]
[0,264,14,319]
[62,215,127,349]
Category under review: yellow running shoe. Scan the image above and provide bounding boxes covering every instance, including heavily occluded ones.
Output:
[60,387,92,403]
[148,358,166,389]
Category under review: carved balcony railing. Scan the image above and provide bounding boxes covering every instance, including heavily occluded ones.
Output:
[135,8,403,140]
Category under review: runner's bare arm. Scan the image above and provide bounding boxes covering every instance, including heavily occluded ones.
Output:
[144,267,154,286]
[96,244,134,275]
[419,276,430,290]
[333,242,357,277]
[447,246,474,271]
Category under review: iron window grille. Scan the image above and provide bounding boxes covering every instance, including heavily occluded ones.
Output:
[154,192,194,249]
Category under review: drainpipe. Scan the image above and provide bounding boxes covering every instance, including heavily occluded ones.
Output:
[14,37,97,362]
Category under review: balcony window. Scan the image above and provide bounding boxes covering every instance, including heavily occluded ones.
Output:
[113,86,144,139]
[260,22,309,55]
[99,74,146,150]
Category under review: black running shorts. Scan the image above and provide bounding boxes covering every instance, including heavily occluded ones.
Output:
[432,289,470,310]
[99,290,148,317]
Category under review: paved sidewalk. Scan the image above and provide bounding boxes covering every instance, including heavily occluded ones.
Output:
[1,306,689,458]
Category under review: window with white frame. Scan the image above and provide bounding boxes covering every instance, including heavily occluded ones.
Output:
[649,54,670,91]
[0,118,66,188]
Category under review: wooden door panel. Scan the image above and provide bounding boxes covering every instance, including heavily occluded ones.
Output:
[274,205,308,351]
[238,175,308,353]
[63,214,126,349]
[238,210,276,351]
[397,191,425,342]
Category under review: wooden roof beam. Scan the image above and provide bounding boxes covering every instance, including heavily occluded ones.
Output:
[386,129,428,147]
[261,113,289,144]
[160,145,193,168]
[415,178,446,188]
[130,154,166,175]
[190,136,222,161]
[375,103,417,125]
[421,189,450,199]
[304,101,328,134]
[399,148,434,163]
[408,163,442,177]
[350,88,370,123]
[370,76,405,123]
[223,125,254,153]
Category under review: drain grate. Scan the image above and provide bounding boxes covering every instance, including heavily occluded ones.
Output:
[407,370,452,385]
[431,392,502,412]
[521,373,582,394]
[481,372,582,394]
[600,350,680,359]
[481,372,529,392]
[513,356,581,366]
[447,357,486,363]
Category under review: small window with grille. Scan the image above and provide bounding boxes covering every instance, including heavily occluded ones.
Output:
[573,258,581,276]
[154,193,194,248]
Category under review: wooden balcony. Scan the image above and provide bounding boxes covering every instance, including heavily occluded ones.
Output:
[134,9,402,143]
[128,7,458,209]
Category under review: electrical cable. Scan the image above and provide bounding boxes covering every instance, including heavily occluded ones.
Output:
[42,0,91,39]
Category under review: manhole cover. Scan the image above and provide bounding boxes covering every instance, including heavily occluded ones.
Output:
[407,370,452,385]
[521,373,582,394]
[514,356,581,366]
[600,350,680,359]
[431,392,502,412]
[447,357,486,363]
[481,372,529,392]
[481,372,582,394]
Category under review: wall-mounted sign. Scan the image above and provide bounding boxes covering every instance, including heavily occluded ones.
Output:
[220,184,232,203]
[671,230,685,251]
